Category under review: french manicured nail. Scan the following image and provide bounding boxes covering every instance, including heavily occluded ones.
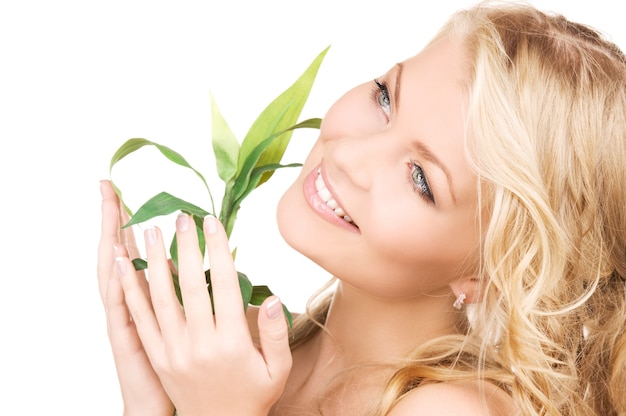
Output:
[205,216,217,235]
[144,226,157,246]
[266,296,282,320]
[115,257,127,275]
[176,213,190,232]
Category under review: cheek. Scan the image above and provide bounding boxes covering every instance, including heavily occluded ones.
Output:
[365,205,481,279]
[319,85,382,141]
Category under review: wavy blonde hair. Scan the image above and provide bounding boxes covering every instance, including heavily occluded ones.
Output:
[290,2,626,415]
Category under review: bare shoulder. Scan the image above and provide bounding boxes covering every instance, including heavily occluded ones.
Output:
[387,380,514,416]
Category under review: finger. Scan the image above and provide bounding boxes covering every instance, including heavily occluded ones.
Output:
[143,225,186,339]
[116,254,164,359]
[119,203,142,261]
[257,296,292,384]
[175,214,215,337]
[204,216,246,331]
[98,180,121,304]
[105,263,143,354]
[114,243,151,306]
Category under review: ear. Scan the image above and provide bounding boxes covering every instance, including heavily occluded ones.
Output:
[449,276,481,305]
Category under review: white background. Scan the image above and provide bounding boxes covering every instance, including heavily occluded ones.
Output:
[0,1,623,414]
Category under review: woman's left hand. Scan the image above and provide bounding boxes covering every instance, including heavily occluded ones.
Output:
[115,213,292,416]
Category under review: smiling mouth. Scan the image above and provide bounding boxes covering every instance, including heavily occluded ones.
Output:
[314,168,357,227]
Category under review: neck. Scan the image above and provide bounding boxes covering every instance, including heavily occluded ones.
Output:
[332,281,459,360]
[306,280,462,370]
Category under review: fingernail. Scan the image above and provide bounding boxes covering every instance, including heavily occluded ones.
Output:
[145,226,157,246]
[205,216,217,234]
[266,296,282,320]
[115,257,127,275]
[176,213,190,232]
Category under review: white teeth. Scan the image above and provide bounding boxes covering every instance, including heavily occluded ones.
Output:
[318,187,332,202]
[315,170,354,225]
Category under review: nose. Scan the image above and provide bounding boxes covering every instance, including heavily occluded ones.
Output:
[318,82,397,191]
[325,132,391,191]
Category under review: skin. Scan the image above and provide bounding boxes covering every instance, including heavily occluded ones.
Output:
[98,37,513,415]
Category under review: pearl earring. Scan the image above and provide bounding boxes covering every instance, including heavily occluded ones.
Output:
[453,293,467,309]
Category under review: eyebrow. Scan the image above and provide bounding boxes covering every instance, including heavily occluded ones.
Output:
[393,62,403,113]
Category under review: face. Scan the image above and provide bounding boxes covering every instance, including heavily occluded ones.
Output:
[277,38,480,300]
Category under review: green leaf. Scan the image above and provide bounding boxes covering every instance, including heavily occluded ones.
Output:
[238,272,253,310]
[123,192,210,228]
[283,305,294,331]
[220,118,319,237]
[250,285,274,305]
[172,272,182,305]
[211,92,240,183]
[231,118,320,205]
[249,162,302,187]
[237,46,329,186]
[132,258,148,270]
[109,138,216,215]
[232,162,301,208]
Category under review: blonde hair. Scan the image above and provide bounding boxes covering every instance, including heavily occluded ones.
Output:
[291,2,626,415]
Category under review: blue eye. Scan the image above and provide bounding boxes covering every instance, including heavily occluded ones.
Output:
[371,79,391,118]
[409,160,435,203]
[375,79,390,108]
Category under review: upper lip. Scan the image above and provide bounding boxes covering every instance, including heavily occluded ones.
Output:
[318,164,358,227]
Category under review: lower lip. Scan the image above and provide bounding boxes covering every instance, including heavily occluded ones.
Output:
[302,167,360,233]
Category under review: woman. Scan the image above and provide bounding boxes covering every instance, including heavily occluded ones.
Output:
[98,1,626,414]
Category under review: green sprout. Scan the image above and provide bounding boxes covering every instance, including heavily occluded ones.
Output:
[109,47,329,328]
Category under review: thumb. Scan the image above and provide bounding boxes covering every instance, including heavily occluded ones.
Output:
[258,296,292,383]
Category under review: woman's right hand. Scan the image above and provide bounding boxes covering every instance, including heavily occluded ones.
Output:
[98,180,174,416]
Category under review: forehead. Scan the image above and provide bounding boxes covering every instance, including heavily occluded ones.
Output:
[399,37,468,113]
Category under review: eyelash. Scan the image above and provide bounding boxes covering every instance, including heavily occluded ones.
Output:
[408,160,435,204]
[371,78,391,119]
